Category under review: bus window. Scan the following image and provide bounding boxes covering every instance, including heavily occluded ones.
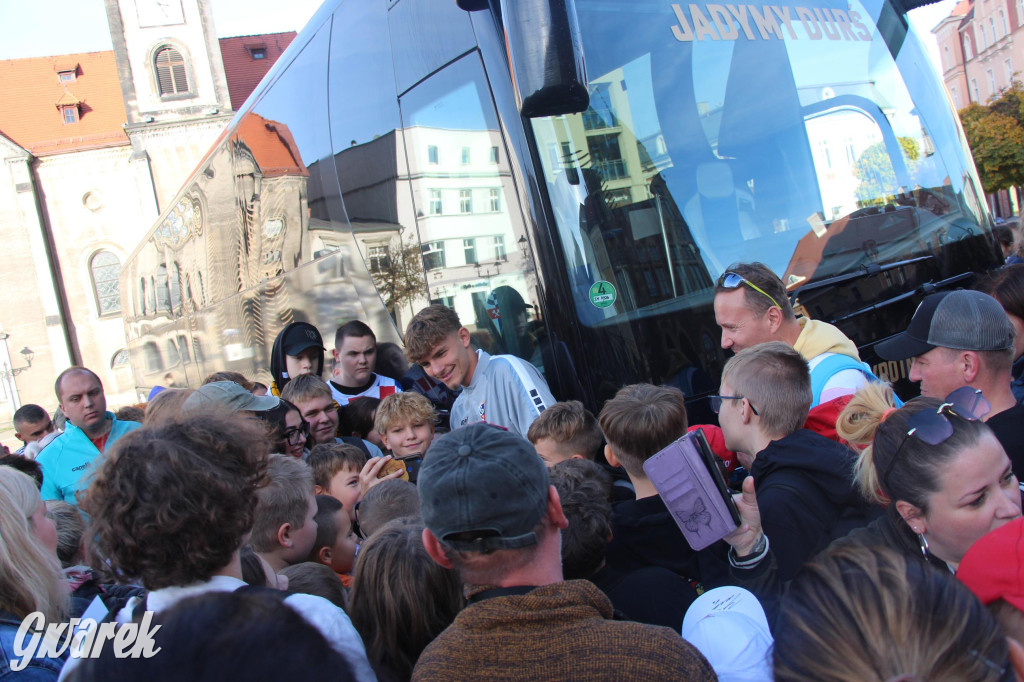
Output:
[531,0,989,310]
[400,53,585,401]
[327,0,424,334]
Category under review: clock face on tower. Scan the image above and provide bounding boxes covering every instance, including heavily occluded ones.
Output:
[136,0,185,27]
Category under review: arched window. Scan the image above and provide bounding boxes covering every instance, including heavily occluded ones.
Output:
[155,46,189,97]
[111,349,130,369]
[964,34,974,60]
[90,250,122,315]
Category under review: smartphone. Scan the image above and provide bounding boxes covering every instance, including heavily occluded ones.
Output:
[642,429,740,550]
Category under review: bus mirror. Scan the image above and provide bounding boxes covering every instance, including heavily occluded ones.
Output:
[455,0,489,9]
[500,0,590,117]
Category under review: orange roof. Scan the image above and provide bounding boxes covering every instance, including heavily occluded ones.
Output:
[951,0,972,16]
[219,32,296,112]
[0,51,127,156]
[235,112,309,177]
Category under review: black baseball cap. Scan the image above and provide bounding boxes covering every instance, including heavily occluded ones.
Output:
[419,423,549,552]
[875,290,1015,361]
[283,324,325,357]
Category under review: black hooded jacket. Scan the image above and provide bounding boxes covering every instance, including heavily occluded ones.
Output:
[269,322,325,396]
[750,429,867,581]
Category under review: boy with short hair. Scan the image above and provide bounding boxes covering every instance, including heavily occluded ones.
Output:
[526,400,603,466]
[374,392,436,457]
[404,304,554,438]
[283,374,384,458]
[309,495,359,585]
[715,341,864,581]
[599,384,730,589]
[250,454,319,572]
[329,320,402,407]
[307,443,368,523]
[353,479,421,538]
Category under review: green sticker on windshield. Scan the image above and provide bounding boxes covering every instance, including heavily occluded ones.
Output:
[589,281,616,308]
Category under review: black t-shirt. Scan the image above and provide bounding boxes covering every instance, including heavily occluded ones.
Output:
[987,402,1024,481]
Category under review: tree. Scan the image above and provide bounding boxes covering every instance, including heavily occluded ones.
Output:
[853,137,920,207]
[368,236,426,322]
[959,101,1024,194]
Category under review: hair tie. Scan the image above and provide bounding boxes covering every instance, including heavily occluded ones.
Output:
[880,407,898,423]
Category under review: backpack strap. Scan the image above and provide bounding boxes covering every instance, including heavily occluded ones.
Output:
[810,354,874,406]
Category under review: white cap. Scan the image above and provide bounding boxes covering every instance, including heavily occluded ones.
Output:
[681,586,773,682]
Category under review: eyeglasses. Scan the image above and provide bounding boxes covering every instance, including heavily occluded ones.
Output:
[282,422,309,444]
[720,272,782,310]
[882,387,991,487]
[710,394,760,415]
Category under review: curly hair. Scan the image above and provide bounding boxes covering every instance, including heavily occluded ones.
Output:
[80,411,270,590]
[373,392,436,435]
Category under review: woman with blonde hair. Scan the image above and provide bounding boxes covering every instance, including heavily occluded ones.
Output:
[774,543,1024,681]
[0,466,68,679]
[833,383,1021,570]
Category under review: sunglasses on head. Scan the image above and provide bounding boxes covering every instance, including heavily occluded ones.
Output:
[882,387,991,487]
[720,272,782,310]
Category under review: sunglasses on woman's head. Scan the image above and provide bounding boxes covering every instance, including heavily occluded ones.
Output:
[882,387,991,487]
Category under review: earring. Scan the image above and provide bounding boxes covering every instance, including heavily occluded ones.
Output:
[917,531,929,558]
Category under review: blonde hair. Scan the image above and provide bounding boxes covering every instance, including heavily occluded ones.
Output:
[720,341,811,437]
[374,392,436,435]
[837,383,991,510]
[774,544,1009,682]
[250,455,315,553]
[0,467,68,621]
[280,374,334,406]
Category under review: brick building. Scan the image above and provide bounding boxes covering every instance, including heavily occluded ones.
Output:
[0,0,293,421]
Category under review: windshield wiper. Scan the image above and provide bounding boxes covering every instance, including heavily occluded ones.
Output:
[832,271,975,323]
[789,255,933,302]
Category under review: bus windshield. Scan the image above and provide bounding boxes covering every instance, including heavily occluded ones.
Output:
[531,0,989,324]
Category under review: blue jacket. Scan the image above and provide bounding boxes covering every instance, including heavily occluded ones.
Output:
[0,611,64,680]
[37,414,141,504]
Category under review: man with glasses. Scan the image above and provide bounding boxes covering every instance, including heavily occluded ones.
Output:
[714,262,874,407]
[713,342,867,581]
[876,289,1024,479]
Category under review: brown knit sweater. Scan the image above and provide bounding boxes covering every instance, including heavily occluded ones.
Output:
[412,579,717,681]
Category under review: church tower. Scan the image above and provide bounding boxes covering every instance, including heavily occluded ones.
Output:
[105,0,232,125]
[103,0,234,215]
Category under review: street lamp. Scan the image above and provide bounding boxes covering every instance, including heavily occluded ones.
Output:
[0,333,33,411]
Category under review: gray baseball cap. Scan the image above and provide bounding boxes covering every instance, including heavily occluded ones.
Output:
[876,290,1015,361]
[183,381,282,413]
[419,423,549,552]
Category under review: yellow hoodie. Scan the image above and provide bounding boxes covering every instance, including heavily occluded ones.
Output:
[793,318,862,363]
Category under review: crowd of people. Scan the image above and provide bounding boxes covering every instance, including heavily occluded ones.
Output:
[2,260,1024,680]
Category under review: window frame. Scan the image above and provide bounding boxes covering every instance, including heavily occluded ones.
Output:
[90,250,123,317]
[153,44,193,99]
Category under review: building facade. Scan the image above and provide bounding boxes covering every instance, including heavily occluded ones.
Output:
[0,0,293,422]
[933,0,1024,215]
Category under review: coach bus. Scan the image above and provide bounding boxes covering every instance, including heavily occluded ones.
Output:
[121,0,1000,417]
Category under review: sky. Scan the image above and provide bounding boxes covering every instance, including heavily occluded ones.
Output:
[0,0,960,66]
[0,0,324,59]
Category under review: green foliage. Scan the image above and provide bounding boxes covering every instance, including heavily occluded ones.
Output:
[368,236,426,321]
[958,84,1024,193]
[852,137,920,207]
